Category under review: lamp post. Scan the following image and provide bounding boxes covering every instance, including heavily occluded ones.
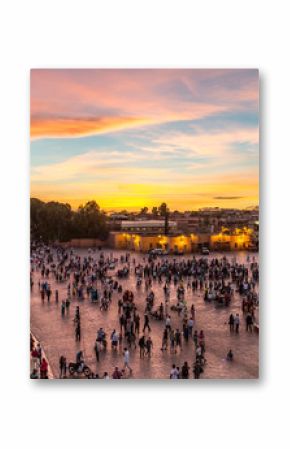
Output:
[164,211,169,235]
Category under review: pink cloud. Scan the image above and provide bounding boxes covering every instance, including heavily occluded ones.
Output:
[31,69,258,138]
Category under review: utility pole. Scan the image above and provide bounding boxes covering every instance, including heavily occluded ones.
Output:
[164,211,169,235]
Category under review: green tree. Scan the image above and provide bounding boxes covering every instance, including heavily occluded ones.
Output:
[30,198,45,240]
[30,198,109,242]
[37,201,73,241]
[158,202,169,217]
[74,200,108,240]
[152,206,158,217]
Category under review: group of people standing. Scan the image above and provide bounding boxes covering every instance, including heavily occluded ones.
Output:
[30,336,49,379]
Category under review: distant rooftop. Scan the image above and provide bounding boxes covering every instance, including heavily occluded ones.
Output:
[121,220,177,229]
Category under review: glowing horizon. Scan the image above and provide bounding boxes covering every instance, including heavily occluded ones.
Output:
[30,69,259,211]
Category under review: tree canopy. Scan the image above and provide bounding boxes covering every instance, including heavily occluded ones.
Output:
[158,202,169,217]
[30,198,109,242]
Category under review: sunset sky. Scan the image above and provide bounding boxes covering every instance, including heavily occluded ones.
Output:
[30,69,259,211]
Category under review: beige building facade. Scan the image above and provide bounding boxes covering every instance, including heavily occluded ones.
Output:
[109,227,254,253]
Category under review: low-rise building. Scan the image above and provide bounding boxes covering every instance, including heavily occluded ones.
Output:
[109,225,255,253]
[121,220,177,234]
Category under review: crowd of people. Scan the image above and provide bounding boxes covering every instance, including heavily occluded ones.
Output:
[30,244,259,379]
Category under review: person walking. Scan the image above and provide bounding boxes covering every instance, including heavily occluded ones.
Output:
[146,336,153,357]
[61,300,65,317]
[228,313,235,332]
[123,347,133,374]
[139,335,146,358]
[59,355,66,378]
[111,329,119,350]
[134,313,140,334]
[193,360,202,379]
[40,358,48,379]
[170,329,175,354]
[246,313,253,332]
[161,328,168,351]
[188,317,194,336]
[165,315,171,331]
[170,364,179,379]
[226,349,234,361]
[181,361,189,379]
[234,313,240,333]
[174,329,182,353]
[143,313,151,333]
[94,340,100,362]
[75,322,81,341]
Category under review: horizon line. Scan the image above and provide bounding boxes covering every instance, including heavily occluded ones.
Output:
[30,197,259,213]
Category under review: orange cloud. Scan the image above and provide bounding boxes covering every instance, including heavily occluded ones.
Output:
[30,116,154,139]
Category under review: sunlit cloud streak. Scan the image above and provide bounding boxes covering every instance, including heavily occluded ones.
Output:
[31,117,155,139]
